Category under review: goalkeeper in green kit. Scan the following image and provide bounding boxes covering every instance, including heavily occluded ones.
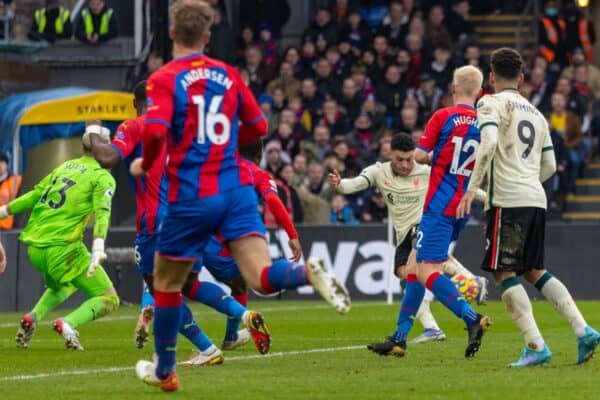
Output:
[0,123,120,350]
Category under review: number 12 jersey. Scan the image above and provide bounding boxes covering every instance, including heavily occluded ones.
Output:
[418,104,480,217]
[476,89,553,210]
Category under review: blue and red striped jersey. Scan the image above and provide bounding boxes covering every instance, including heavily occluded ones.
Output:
[144,52,265,203]
[417,104,481,217]
[111,115,167,235]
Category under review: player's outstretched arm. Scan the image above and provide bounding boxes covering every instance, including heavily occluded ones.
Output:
[2,171,54,217]
[263,191,302,262]
[329,168,372,194]
[414,148,432,165]
[90,133,121,169]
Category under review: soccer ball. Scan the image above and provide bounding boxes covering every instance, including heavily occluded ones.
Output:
[451,274,480,303]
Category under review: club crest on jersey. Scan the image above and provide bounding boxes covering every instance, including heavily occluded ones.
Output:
[413,177,420,188]
[105,189,114,198]
[116,131,125,141]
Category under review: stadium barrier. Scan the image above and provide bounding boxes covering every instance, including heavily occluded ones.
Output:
[0,223,599,312]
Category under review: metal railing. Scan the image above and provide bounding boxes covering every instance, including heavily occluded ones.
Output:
[516,0,540,56]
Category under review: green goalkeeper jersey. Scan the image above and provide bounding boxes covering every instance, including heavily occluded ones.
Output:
[9,156,116,247]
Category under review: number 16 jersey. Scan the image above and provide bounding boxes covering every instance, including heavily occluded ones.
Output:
[476,89,553,210]
[145,52,265,204]
[418,104,480,217]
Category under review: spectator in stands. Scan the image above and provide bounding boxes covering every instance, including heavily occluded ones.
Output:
[563,1,595,63]
[0,0,15,40]
[276,164,304,223]
[235,26,255,64]
[304,7,337,44]
[376,64,406,119]
[292,153,308,187]
[373,34,394,74]
[538,0,567,68]
[314,58,339,99]
[300,77,323,124]
[319,98,352,136]
[332,137,360,175]
[326,46,350,78]
[359,0,389,29]
[207,6,234,64]
[428,45,453,91]
[280,108,309,142]
[337,77,363,121]
[445,0,475,45]
[245,46,273,97]
[463,43,489,79]
[264,140,289,175]
[379,0,409,49]
[239,0,290,38]
[347,112,376,162]
[0,154,21,230]
[267,61,301,100]
[307,124,331,162]
[361,188,387,223]
[75,0,118,45]
[361,93,386,131]
[561,48,600,101]
[425,4,452,51]
[300,40,318,77]
[258,94,276,134]
[29,0,72,43]
[526,66,552,114]
[415,72,443,121]
[271,121,300,160]
[405,32,427,88]
[396,106,419,132]
[549,92,586,195]
[555,76,587,120]
[339,8,372,53]
[329,193,358,225]
[283,46,304,78]
[258,24,278,69]
[306,162,330,197]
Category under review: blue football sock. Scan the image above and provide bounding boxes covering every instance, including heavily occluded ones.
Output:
[427,272,478,327]
[179,302,212,352]
[224,292,248,342]
[185,280,246,319]
[153,291,183,380]
[141,282,154,309]
[391,274,425,343]
[260,259,309,293]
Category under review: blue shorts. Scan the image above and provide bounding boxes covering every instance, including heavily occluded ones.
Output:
[135,233,202,276]
[157,185,266,262]
[200,236,241,282]
[415,212,467,263]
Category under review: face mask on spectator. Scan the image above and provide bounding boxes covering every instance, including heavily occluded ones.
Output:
[545,7,558,17]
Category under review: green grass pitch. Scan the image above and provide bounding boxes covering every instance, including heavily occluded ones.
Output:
[0,300,598,399]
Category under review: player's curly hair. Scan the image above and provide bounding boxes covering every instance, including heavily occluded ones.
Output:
[169,0,213,47]
[490,47,523,81]
[391,132,415,152]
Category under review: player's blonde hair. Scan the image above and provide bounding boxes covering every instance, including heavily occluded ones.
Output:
[169,0,213,47]
[452,65,483,97]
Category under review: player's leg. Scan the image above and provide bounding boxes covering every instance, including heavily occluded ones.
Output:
[178,300,224,367]
[225,186,350,314]
[524,268,600,364]
[193,254,250,349]
[483,207,550,367]
[412,289,446,343]
[136,207,220,391]
[368,251,424,356]
[57,244,120,350]
[394,233,445,344]
[414,214,490,358]
[134,236,157,348]
[222,276,251,349]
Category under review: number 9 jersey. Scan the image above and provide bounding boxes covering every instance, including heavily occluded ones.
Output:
[476,90,553,210]
[145,52,265,203]
[418,104,480,217]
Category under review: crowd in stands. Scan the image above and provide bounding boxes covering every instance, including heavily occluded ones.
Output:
[1,0,118,44]
[200,0,599,224]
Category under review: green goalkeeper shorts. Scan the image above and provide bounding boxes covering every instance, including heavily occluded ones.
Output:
[27,242,113,297]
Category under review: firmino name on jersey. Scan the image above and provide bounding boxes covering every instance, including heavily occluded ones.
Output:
[453,115,477,127]
[181,68,233,91]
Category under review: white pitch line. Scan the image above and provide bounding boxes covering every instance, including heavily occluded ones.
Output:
[0,345,365,382]
[0,303,381,329]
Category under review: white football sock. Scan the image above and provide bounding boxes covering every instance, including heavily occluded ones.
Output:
[416,297,440,331]
[539,276,587,337]
[443,256,474,278]
[502,284,545,351]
